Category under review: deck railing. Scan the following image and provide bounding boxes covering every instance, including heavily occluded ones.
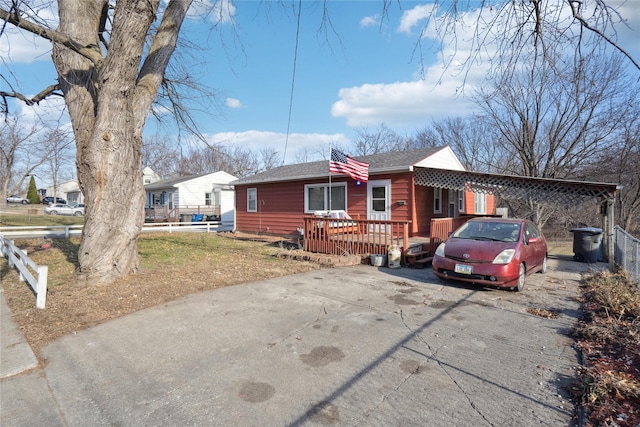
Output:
[429,217,470,252]
[303,216,410,256]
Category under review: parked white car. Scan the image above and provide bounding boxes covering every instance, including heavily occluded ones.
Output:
[6,194,29,204]
[44,204,84,216]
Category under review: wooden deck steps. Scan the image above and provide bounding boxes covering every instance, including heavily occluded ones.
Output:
[404,243,433,268]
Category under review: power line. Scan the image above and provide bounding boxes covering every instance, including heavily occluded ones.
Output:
[282,0,302,166]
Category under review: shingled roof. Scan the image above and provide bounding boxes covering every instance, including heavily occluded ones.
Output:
[233,146,447,185]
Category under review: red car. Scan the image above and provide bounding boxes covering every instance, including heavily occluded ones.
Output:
[432,218,547,291]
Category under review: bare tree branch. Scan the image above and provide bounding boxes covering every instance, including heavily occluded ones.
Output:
[568,0,640,71]
[0,83,62,108]
[0,6,104,66]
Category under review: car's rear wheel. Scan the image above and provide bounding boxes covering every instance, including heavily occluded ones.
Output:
[74,211,82,216]
[50,211,58,215]
[514,263,526,292]
[21,200,27,204]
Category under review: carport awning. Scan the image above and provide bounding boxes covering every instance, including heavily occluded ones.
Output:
[414,167,619,204]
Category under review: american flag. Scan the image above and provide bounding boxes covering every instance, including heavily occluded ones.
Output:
[329,149,369,182]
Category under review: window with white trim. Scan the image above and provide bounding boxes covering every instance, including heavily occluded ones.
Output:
[474,192,486,214]
[304,183,346,213]
[458,191,464,212]
[433,187,442,213]
[247,188,257,212]
[205,192,212,206]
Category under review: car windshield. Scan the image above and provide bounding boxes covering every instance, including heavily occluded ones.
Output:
[453,221,521,242]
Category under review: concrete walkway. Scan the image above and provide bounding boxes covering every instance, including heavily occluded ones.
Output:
[1,258,601,426]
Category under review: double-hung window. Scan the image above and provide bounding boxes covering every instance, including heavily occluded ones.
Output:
[247,188,257,212]
[304,183,346,213]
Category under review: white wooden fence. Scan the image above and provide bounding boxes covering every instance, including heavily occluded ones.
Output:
[0,237,48,309]
[0,221,233,309]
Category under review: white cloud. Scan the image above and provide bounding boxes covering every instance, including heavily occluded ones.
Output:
[188,0,236,24]
[0,1,57,63]
[0,27,52,64]
[14,96,69,130]
[332,4,491,129]
[360,15,380,28]
[203,130,350,162]
[397,4,436,34]
[331,78,476,128]
[225,97,243,109]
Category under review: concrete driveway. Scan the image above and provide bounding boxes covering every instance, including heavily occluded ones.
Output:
[1,257,593,426]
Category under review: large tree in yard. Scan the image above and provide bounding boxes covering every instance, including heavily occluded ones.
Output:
[1,0,637,286]
[1,1,192,284]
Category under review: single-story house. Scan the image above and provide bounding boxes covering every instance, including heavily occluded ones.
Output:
[43,180,84,205]
[144,171,237,225]
[232,146,495,237]
[40,168,162,206]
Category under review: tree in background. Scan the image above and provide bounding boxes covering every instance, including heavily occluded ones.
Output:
[0,117,58,200]
[26,176,39,204]
[578,113,640,234]
[474,52,637,226]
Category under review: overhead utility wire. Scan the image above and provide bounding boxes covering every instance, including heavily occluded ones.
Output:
[282,0,302,165]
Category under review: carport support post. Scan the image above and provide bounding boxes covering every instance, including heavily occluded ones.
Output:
[603,197,615,272]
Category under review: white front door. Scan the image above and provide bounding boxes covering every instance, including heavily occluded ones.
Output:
[368,179,392,226]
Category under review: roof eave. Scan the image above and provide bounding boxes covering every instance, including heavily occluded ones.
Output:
[232,166,415,186]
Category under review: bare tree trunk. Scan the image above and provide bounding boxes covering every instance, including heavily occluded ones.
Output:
[49,0,191,284]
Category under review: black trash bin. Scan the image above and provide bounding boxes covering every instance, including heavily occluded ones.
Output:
[570,227,603,263]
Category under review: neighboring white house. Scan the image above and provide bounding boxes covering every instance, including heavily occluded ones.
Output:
[41,168,162,205]
[144,171,237,227]
[43,180,84,205]
[143,167,162,185]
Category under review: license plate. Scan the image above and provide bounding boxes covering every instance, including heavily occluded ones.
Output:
[455,264,473,275]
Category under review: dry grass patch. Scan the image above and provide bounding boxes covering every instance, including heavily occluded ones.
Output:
[1,233,320,359]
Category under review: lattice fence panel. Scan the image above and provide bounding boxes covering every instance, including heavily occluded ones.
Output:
[414,168,616,204]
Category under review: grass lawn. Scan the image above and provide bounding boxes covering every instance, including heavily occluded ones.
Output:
[0,212,84,227]
[0,232,320,359]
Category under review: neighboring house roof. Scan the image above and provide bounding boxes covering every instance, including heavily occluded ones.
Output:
[143,167,162,184]
[44,180,81,195]
[144,171,237,191]
[233,146,464,185]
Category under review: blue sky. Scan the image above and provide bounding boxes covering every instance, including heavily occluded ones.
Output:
[2,0,640,174]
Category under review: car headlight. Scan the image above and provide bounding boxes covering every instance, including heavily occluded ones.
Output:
[492,249,515,264]
[435,243,446,257]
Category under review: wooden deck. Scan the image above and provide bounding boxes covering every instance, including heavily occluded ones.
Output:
[303,216,471,264]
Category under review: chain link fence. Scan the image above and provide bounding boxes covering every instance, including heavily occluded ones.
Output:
[615,226,639,287]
